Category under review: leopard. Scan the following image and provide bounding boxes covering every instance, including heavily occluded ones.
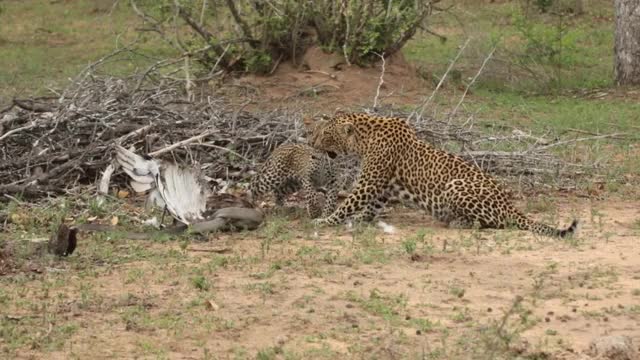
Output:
[304,112,579,238]
[248,143,338,218]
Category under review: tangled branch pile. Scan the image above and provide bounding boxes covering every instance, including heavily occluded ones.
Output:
[0,74,303,199]
[0,70,594,202]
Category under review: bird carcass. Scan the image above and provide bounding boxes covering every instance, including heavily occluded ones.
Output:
[114,145,263,233]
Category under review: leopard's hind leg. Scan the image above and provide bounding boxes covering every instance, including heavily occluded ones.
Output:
[441,178,509,229]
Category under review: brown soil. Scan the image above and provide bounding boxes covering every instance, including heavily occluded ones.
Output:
[225,46,429,113]
[4,199,639,359]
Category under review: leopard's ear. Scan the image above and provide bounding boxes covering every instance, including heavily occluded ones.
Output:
[303,115,326,130]
[338,122,356,137]
[303,116,314,128]
[334,109,348,117]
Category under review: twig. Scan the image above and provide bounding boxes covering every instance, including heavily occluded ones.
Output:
[188,247,232,253]
[117,124,153,143]
[269,53,284,75]
[3,194,24,204]
[450,46,497,118]
[563,127,600,136]
[414,38,470,120]
[0,122,37,142]
[0,184,62,197]
[13,99,53,113]
[148,130,217,156]
[341,1,352,66]
[472,130,550,146]
[188,143,254,163]
[184,55,194,101]
[486,295,524,359]
[231,99,252,134]
[303,70,337,79]
[224,0,256,48]
[198,0,207,25]
[424,28,447,43]
[535,133,626,151]
[0,103,14,115]
[176,6,230,68]
[372,52,386,110]
[130,0,161,26]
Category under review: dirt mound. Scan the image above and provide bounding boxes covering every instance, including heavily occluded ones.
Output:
[232,46,430,113]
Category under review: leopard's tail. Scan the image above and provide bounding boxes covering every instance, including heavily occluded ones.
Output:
[513,211,579,238]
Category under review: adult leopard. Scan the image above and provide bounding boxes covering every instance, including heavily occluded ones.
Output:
[305,112,578,237]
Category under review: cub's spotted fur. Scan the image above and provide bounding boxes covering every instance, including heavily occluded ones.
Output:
[248,143,338,218]
[305,112,578,237]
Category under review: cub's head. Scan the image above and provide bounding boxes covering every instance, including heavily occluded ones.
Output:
[303,112,357,157]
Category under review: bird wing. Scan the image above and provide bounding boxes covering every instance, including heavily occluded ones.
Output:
[157,164,207,224]
[115,145,159,192]
[115,145,207,225]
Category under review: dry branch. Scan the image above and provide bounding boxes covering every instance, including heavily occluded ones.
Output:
[0,62,609,202]
[413,38,470,120]
[0,73,300,200]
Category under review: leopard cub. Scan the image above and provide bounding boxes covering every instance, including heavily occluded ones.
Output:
[248,143,338,218]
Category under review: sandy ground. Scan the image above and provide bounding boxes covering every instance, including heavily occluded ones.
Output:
[3,197,638,360]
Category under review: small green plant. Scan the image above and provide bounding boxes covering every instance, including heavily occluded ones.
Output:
[125,268,145,284]
[347,289,407,324]
[88,197,108,217]
[191,275,210,291]
[402,238,417,255]
[451,307,472,323]
[411,318,436,333]
[477,295,538,358]
[449,285,466,299]
[256,347,280,360]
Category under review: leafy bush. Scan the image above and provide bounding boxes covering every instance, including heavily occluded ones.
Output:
[512,11,580,68]
[501,0,585,89]
[130,0,433,74]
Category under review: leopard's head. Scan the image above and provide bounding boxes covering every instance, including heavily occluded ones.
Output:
[304,112,357,158]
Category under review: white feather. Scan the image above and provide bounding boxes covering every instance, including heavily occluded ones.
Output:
[376,221,396,234]
[130,180,153,193]
[158,165,207,224]
[143,216,160,228]
[115,145,158,184]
